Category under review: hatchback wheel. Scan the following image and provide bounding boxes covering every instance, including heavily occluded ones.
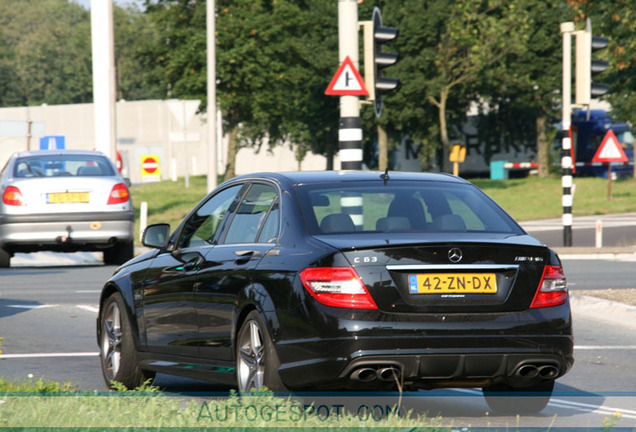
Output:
[0,247,10,268]
[236,311,287,392]
[100,292,154,388]
[103,241,134,266]
[483,380,554,414]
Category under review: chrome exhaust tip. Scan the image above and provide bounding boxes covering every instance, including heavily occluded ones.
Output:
[538,365,559,378]
[378,367,401,382]
[515,364,539,379]
[351,368,378,382]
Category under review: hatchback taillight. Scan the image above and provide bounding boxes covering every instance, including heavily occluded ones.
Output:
[107,183,130,205]
[3,186,25,206]
[530,265,568,308]
[300,267,378,310]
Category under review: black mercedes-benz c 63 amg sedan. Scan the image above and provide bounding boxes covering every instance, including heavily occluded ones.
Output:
[97,171,573,413]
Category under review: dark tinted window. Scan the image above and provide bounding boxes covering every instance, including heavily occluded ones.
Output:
[224,183,278,244]
[14,154,115,177]
[178,185,243,248]
[294,181,522,235]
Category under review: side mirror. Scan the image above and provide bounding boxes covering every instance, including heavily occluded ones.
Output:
[142,223,171,249]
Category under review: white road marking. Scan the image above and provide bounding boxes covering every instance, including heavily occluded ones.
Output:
[549,398,636,420]
[5,304,99,313]
[76,305,100,313]
[575,345,636,350]
[0,352,99,359]
[453,388,636,419]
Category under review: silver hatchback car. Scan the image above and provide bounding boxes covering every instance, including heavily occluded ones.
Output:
[0,150,135,267]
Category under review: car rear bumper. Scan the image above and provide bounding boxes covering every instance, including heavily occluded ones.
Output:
[276,334,574,390]
[274,304,574,390]
[0,211,134,252]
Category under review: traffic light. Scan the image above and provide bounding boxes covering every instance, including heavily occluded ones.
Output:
[363,7,399,117]
[575,18,609,105]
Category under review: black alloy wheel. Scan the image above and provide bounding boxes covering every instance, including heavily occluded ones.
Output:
[100,292,154,388]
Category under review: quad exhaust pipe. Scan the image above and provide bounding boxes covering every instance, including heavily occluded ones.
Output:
[351,366,401,382]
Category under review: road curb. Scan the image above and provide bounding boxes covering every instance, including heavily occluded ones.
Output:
[570,293,636,330]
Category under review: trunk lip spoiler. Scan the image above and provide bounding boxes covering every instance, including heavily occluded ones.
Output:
[386,264,520,271]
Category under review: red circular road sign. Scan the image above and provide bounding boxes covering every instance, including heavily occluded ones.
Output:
[142,157,159,174]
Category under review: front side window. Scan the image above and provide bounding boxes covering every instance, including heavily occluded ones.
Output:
[294,181,522,236]
[177,185,243,249]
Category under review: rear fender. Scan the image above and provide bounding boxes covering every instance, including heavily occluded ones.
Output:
[233,282,281,355]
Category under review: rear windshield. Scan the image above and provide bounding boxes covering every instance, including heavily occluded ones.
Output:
[294,181,523,236]
[13,154,115,178]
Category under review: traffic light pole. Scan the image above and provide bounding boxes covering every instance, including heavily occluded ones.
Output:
[338,0,363,171]
[561,22,575,247]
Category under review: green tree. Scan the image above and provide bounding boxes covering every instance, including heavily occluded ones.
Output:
[365,0,530,173]
[141,0,340,178]
[475,0,572,177]
[0,0,92,106]
[561,0,636,177]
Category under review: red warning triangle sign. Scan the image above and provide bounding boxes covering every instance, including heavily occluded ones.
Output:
[592,129,629,163]
[325,56,368,96]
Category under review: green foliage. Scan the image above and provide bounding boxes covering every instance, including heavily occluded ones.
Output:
[0,0,92,106]
[569,0,636,127]
[0,375,76,393]
[3,0,636,172]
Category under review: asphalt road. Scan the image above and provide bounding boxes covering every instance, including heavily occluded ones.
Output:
[1,256,636,428]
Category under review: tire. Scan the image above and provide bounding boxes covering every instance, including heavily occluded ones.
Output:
[236,310,287,392]
[103,241,134,266]
[483,380,554,415]
[0,247,10,268]
[99,292,154,389]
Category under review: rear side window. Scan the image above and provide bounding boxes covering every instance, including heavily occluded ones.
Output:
[294,181,522,236]
[14,155,115,177]
[223,183,279,244]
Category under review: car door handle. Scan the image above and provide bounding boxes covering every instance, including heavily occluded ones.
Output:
[234,250,260,265]
[182,256,204,272]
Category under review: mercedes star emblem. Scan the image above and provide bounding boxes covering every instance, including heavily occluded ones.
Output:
[448,248,463,263]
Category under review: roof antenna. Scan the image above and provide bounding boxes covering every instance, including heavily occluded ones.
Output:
[381,168,390,185]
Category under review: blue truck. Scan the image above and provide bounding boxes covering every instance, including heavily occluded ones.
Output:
[571,110,634,179]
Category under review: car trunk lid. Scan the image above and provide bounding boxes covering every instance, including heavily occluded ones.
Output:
[332,238,551,313]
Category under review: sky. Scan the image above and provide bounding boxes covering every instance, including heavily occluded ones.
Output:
[72,0,144,10]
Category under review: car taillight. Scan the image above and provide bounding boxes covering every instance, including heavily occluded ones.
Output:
[107,183,130,205]
[3,186,25,206]
[530,265,568,308]
[300,267,378,310]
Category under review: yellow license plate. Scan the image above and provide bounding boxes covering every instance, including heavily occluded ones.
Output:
[409,273,497,294]
[47,192,89,204]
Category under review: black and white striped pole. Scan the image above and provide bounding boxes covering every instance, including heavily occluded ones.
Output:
[337,0,363,170]
[561,22,575,247]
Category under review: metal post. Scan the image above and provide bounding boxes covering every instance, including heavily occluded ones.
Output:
[207,0,218,192]
[561,22,575,247]
[338,0,362,170]
[90,0,117,161]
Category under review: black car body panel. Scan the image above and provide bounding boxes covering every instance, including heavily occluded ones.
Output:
[98,171,573,394]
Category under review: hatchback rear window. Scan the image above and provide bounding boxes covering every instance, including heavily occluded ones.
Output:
[294,181,523,235]
[14,155,115,178]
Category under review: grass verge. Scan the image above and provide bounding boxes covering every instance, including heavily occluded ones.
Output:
[0,378,448,429]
